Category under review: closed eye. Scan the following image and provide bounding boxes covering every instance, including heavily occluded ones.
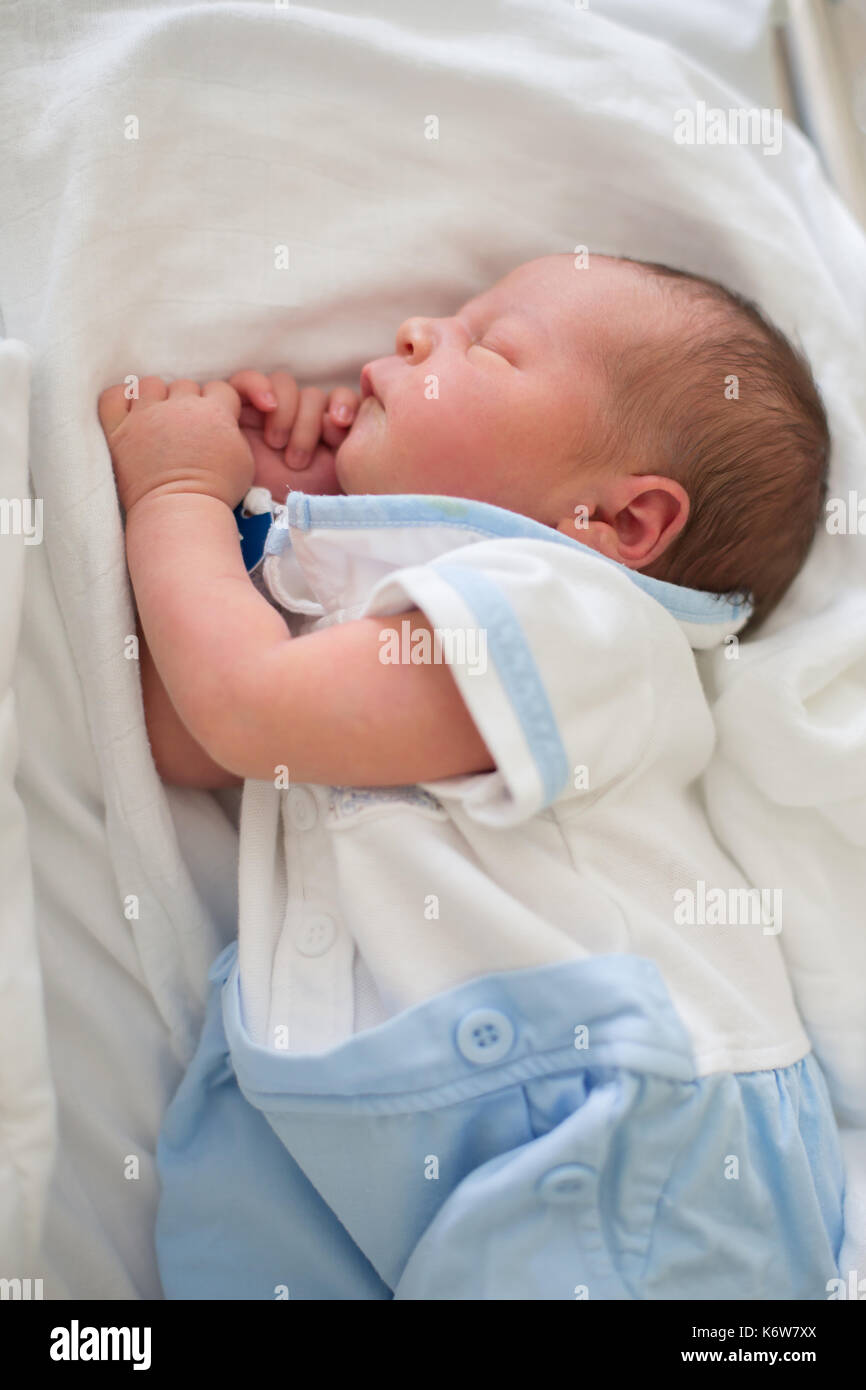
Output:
[469,340,510,363]
[461,314,516,363]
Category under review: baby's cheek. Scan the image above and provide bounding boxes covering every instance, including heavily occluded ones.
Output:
[398,404,466,490]
[429,431,488,497]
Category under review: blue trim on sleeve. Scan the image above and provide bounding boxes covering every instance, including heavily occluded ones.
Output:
[434,561,570,808]
[284,491,753,626]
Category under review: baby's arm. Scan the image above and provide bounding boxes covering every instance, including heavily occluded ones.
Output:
[131,371,356,788]
[138,618,242,788]
[128,490,493,786]
[101,377,493,789]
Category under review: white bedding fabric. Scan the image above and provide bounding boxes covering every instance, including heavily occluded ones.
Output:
[0,342,56,1277]
[0,0,864,1298]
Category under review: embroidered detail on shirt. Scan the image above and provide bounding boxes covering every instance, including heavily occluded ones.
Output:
[326,784,447,824]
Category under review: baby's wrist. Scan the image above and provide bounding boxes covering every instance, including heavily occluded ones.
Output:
[125,478,239,516]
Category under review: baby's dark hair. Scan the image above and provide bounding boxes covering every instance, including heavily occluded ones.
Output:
[598,258,831,634]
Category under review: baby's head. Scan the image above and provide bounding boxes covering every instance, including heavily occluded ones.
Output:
[337,253,829,632]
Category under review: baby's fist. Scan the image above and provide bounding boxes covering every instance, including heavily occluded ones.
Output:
[99,377,255,513]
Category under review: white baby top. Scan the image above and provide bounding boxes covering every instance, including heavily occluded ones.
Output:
[235,490,810,1077]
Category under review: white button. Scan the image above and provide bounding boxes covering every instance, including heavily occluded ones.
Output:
[537,1164,596,1204]
[286,786,318,831]
[455,1008,515,1064]
[295,912,337,957]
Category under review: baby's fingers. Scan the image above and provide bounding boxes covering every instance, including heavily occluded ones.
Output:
[202,379,242,420]
[328,386,359,428]
[264,370,301,451]
[285,386,328,470]
[322,386,360,449]
[228,370,279,413]
[97,384,130,436]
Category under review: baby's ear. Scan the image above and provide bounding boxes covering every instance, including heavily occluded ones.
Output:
[556,504,593,540]
[554,510,619,562]
[554,474,690,570]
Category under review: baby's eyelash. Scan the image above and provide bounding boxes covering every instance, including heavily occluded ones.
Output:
[463,319,513,363]
[472,340,510,364]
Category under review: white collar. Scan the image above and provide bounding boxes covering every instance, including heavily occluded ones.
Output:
[258,491,752,650]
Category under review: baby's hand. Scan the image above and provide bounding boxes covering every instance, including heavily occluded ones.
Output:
[228,369,359,501]
[98,376,254,513]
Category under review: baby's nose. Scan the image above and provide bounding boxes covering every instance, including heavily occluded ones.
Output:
[396,316,432,361]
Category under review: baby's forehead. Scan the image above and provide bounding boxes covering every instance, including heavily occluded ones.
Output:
[472,254,670,356]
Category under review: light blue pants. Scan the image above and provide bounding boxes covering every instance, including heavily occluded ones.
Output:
[156,943,844,1300]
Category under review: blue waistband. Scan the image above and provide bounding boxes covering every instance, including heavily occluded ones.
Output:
[211,944,699,1114]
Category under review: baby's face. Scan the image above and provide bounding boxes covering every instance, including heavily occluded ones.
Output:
[335,254,665,529]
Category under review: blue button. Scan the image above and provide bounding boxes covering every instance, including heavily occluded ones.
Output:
[537,1164,596,1204]
[455,1008,515,1064]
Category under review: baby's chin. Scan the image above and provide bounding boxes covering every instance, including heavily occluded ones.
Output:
[334,434,357,490]
[336,412,432,497]
[334,429,386,496]
[335,391,390,491]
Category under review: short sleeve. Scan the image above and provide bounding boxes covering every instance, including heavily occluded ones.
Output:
[360,537,660,827]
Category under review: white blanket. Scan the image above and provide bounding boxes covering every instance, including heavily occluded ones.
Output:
[1,0,864,1296]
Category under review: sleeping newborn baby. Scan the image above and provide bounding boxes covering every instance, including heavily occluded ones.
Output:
[98,252,843,1301]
